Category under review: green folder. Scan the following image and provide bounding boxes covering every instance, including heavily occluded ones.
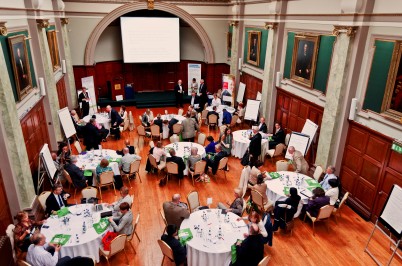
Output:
[178,228,193,246]
[84,170,93,177]
[108,158,121,163]
[50,234,71,245]
[57,207,70,217]
[93,218,110,234]
[269,172,280,179]
[305,179,319,186]
[283,186,290,195]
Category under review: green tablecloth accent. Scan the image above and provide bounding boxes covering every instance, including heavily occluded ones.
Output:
[108,158,121,163]
[57,207,70,217]
[93,218,110,234]
[84,170,93,177]
[50,234,71,245]
[269,172,280,179]
[178,228,193,246]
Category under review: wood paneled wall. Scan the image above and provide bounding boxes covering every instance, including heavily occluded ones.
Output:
[0,170,12,235]
[56,76,68,109]
[20,99,50,175]
[73,61,230,100]
[274,88,323,163]
[239,72,262,105]
[340,121,402,221]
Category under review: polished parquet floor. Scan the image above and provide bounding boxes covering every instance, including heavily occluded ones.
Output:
[66,105,401,266]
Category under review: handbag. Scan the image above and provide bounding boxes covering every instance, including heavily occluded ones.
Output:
[102,231,118,251]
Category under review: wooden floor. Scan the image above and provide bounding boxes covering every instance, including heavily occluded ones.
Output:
[66,105,402,266]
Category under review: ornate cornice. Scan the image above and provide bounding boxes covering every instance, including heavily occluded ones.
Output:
[264,22,278,30]
[60,18,69,25]
[0,21,7,36]
[229,20,238,27]
[332,25,358,37]
[36,19,49,29]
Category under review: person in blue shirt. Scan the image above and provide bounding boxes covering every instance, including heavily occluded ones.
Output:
[222,108,232,125]
[204,136,216,154]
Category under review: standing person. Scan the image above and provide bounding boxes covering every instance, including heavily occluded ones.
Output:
[288,146,309,175]
[248,126,262,165]
[219,126,233,155]
[106,105,123,140]
[78,87,90,117]
[199,78,208,110]
[174,79,184,108]
[83,118,101,150]
[190,77,198,92]
[181,112,199,142]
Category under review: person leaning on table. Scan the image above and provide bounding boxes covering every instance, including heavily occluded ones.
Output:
[108,202,133,235]
[287,145,309,175]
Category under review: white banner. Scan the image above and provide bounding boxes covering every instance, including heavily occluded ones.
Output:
[80,76,98,114]
[222,74,235,106]
[187,64,201,96]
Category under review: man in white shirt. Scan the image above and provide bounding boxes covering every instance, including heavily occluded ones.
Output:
[26,233,71,266]
[320,165,337,191]
[211,93,221,107]
[109,186,133,212]
[119,147,141,174]
[325,178,339,205]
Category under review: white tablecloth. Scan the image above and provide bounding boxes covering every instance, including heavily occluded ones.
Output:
[206,105,235,126]
[76,149,121,185]
[154,114,186,139]
[83,113,111,129]
[232,130,268,161]
[41,204,111,262]
[180,209,248,266]
[165,142,206,176]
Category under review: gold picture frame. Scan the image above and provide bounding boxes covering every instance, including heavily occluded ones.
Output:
[290,35,320,88]
[8,35,32,101]
[46,30,61,72]
[381,41,402,121]
[247,31,261,66]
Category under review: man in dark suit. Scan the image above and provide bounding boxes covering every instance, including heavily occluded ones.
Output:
[189,91,200,112]
[168,118,179,136]
[174,79,184,107]
[45,184,69,216]
[232,223,264,266]
[83,118,101,150]
[268,122,286,149]
[199,78,208,110]
[64,155,92,187]
[106,105,123,140]
[151,114,164,133]
[166,149,186,180]
[116,139,135,155]
[258,117,267,133]
[78,87,90,117]
[249,126,262,165]
[205,144,227,175]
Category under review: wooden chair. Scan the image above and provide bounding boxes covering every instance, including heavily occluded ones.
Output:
[201,109,209,125]
[239,166,251,198]
[6,224,16,261]
[81,186,98,199]
[284,133,291,147]
[172,124,183,135]
[137,125,148,143]
[121,160,142,187]
[148,154,166,177]
[99,234,128,266]
[150,124,162,141]
[74,140,82,154]
[251,189,273,213]
[63,170,86,198]
[157,239,175,266]
[189,160,206,186]
[276,203,296,236]
[37,191,51,211]
[178,109,184,116]
[187,190,200,213]
[197,133,206,146]
[276,160,289,172]
[160,209,168,234]
[209,157,228,181]
[333,192,350,223]
[170,134,180,143]
[165,162,180,186]
[266,143,286,163]
[128,111,135,131]
[313,165,324,181]
[127,213,141,253]
[304,204,335,236]
[258,256,271,266]
[207,114,218,131]
[98,171,116,200]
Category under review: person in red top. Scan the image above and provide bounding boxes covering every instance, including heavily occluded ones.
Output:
[14,211,46,252]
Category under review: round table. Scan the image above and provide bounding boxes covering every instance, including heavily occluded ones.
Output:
[41,204,111,262]
[180,209,248,266]
[76,149,121,185]
[83,113,111,129]
[206,105,235,126]
[165,142,206,176]
[265,171,318,217]
[232,130,268,161]
[154,114,186,139]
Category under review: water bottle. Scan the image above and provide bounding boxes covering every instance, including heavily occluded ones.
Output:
[218,225,223,239]
[76,234,79,243]
[82,221,86,234]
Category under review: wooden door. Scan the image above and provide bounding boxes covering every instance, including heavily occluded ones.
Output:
[0,170,12,235]
[56,76,68,109]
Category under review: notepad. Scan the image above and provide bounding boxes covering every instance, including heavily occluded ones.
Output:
[57,207,70,217]
[50,234,71,245]
[269,172,280,179]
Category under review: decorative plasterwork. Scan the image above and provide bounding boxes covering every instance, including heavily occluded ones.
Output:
[0,21,7,36]
[264,22,278,30]
[36,19,49,29]
[332,25,358,37]
[60,18,69,25]
[229,21,238,27]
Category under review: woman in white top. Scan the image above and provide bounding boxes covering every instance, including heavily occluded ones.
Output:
[119,105,127,121]
[211,93,221,107]
[190,78,198,92]
[152,141,166,163]
[325,178,339,205]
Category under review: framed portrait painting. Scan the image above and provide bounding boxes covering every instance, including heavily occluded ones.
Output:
[290,35,320,87]
[8,35,32,101]
[46,30,61,72]
[247,31,261,66]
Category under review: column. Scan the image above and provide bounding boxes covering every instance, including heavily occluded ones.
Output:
[316,26,358,167]
[229,21,240,75]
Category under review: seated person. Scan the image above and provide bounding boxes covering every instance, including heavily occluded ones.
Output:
[83,118,101,150]
[218,188,243,216]
[268,122,285,149]
[320,166,337,191]
[288,146,309,175]
[45,184,70,216]
[64,155,92,187]
[153,141,167,164]
[222,108,232,125]
[57,144,70,165]
[188,147,202,171]
[301,187,330,220]
[240,211,268,238]
[248,161,270,186]
[231,223,264,266]
[14,211,46,252]
[141,109,152,127]
[204,136,217,154]
[116,139,135,155]
[27,233,71,266]
[161,224,187,266]
[163,194,190,228]
[168,118,179,136]
[119,147,141,174]
[166,149,185,180]
[211,93,221,107]
[204,144,227,175]
[51,152,64,182]
[272,187,301,231]
[257,117,267,133]
[252,174,269,206]
[119,105,127,121]
[325,178,340,205]
[91,115,109,141]
[151,113,163,133]
[70,110,84,136]
[95,158,113,184]
[207,106,219,122]
[108,186,133,212]
[108,202,133,235]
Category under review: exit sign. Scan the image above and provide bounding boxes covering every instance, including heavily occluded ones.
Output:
[391,142,402,154]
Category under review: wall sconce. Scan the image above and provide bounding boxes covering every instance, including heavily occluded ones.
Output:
[62,60,67,74]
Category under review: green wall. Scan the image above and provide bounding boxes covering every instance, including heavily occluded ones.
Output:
[284,32,295,79]
[243,27,268,69]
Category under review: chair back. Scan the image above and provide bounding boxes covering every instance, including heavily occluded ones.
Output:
[338,192,350,209]
[231,115,239,127]
[109,234,127,257]
[99,171,114,185]
[218,157,228,170]
[173,124,182,134]
[137,125,146,136]
[201,109,208,120]
[178,109,184,116]
[38,191,51,210]
[251,190,264,208]
[148,154,158,169]
[150,124,160,137]
[208,114,218,125]
[316,205,335,220]
[123,119,129,131]
[187,190,200,212]
[276,160,289,172]
[194,160,207,175]
[81,187,98,199]
[238,108,245,118]
[285,133,291,146]
[274,143,286,156]
[149,141,155,148]
[74,141,82,154]
[313,165,324,181]
[6,224,16,260]
[240,166,251,197]
[197,133,206,145]
[160,209,167,226]
[63,170,74,186]
[130,160,141,174]
[241,198,247,216]
[166,162,179,174]
[258,255,271,266]
[169,134,179,143]
[219,125,227,134]
[133,213,140,234]
[157,239,175,261]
